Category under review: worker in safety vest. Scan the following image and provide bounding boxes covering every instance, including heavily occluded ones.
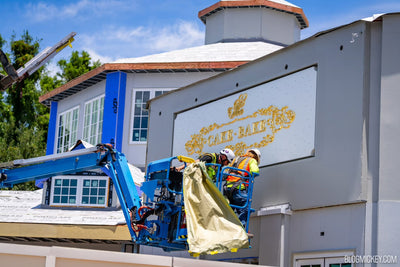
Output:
[224,148,261,226]
[198,148,235,182]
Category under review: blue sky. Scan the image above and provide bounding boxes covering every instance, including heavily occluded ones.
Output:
[1,0,400,68]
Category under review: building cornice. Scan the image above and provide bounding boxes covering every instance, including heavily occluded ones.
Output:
[39,61,248,106]
[198,0,309,29]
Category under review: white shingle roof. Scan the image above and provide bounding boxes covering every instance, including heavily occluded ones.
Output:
[112,42,284,64]
[0,190,126,225]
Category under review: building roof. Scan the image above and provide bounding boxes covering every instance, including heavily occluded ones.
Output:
[198,0,309,29]
[39,41,283,106]
[0,190,125,225]
[113,41,282,63]
[0,189,130,244]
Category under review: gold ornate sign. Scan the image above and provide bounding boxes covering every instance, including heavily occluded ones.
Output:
[184,93,296,157]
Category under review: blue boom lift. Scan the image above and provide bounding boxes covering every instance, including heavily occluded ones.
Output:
[0,144,256,252]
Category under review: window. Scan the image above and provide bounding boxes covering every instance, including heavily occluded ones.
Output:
[131,89,171,143]
[81,178,108,205]
[57,107,79,153]
[296,258,351,267]
[52,177,78,205]
[83,95,105,145]
[50,176,109,207]
[294,252,354,267]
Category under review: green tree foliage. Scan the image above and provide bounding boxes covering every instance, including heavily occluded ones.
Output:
[58,50,101,83]
[40,50,101,94]
[0,31,101,190]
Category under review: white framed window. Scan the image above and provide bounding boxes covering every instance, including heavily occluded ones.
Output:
[83,95,105,145]
[294,251,354,267]
[50,176,109,207]
[130,89,172,143]
[57,106,79,153]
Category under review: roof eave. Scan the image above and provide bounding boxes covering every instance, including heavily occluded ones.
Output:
[39,61,249,106]
[198,0,309,29]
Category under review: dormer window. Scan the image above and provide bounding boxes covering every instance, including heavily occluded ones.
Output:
[50,175,110,207]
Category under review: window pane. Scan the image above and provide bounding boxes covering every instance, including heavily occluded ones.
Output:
[135,91,142,100]
[99,180,106,187]
[61,196,68,203]
[143,91,150,101]
[82,197,88,204]
[83,188,89,195]
[57,107,79,153]
[140,130,147,141]
[141,117,148,128]
[69,197,76,204]
[53,196,60,203]
[90,197,97,204]
[132,130,140,141]
[133,117,141,128]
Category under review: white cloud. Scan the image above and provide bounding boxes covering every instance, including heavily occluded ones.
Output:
[77,20,205,62]
[149,20,204,52]
[25,0,135,22]
[46,61,60,77]
[84,48,113,64]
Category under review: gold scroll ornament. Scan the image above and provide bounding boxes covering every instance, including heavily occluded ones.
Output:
[184,93,296,157]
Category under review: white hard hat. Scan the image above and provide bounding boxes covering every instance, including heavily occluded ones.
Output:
[220,148,235,163]
[248,148,261,163]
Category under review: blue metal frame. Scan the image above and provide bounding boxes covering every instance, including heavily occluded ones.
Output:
[0,145,140,243]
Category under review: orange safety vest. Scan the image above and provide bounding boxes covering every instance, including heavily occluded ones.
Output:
[226,156,251,184]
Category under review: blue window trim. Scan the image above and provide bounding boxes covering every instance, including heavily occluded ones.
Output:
[102,71,127,151]
[46,101,58,155]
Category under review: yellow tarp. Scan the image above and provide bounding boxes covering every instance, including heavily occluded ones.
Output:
[183,162,249,256]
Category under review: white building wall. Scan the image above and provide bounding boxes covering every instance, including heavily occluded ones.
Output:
[205,8,300,45]
[377,14,400,260]
[146,15,400,265]
[122,72,219,168]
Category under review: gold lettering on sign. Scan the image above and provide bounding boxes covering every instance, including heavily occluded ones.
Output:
[228,93,247,119]
[184,94,296,157]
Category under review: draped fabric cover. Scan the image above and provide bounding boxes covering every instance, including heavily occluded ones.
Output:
[183,162,249,255]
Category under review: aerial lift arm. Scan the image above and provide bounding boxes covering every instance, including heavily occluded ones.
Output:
[0,32,76,91]
[0,144,141,241]
[0,145,256,253]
